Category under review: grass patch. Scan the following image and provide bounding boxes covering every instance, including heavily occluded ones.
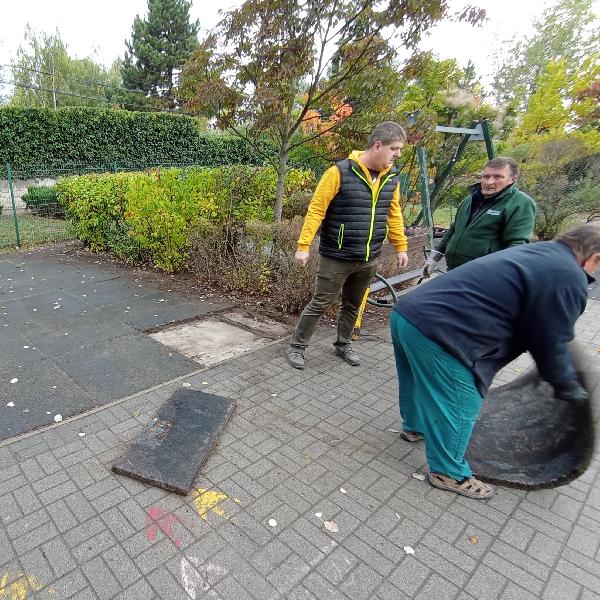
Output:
[0,214,74,248]
[404,204,455,228]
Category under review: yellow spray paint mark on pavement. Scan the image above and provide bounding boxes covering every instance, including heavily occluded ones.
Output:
[192,488,240,521]
[0,572,43,600]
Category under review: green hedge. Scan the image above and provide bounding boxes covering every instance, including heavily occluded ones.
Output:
[0,107,274,178]
[21,185,64,217]
[56,165,314,272]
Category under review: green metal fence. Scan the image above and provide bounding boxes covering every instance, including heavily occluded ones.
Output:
[0,160,209,249]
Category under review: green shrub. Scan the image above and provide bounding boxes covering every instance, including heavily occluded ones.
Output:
[21,185,64,218]
[57,165,314,272]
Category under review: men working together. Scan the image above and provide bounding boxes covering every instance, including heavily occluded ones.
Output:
[289,119,597,499]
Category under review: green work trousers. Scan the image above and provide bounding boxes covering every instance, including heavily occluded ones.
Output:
[390,310,483,480]
[290,254,378,352]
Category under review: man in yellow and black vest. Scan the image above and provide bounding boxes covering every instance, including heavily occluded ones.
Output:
[288,121,409,370]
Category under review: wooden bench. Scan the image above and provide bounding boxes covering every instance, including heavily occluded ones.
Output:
[370,234,428,294]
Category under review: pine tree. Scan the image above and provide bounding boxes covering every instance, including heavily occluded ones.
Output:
[122,0,199,106]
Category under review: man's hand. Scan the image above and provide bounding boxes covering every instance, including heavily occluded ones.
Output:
[421,261,434,279]
[396,252,409,268]
[421,250,444,278]
[554,381,589,404]
[295,250,310,267]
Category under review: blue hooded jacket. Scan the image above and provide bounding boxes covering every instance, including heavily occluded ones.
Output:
[393,241,592,395]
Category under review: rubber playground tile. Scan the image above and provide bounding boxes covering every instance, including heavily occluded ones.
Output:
[0,290,92,324]
[0,359,95,441]
[113,389,236,494]
[52,334,200,402]
[28,319,137,357]
[0,321,47,371]
[97,293,229,331]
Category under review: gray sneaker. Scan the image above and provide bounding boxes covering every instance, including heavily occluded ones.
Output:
[335,346,360,366]
[288,350,305,370]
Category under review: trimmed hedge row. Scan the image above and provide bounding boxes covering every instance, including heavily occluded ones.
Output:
[0,107,274,178]
[56,165,314,272]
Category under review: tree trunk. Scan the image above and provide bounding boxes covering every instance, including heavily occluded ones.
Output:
[274,141,289,222]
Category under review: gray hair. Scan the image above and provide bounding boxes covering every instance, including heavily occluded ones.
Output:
[555,223,600,258]
[486,156,519,177]
[367,121,407,147]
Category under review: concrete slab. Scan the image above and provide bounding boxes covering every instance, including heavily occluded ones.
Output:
[150,319,274,367]
[221,310,290,339]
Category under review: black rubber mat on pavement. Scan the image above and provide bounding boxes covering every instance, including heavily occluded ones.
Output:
[112,389,235,495]
[467,343,596,489]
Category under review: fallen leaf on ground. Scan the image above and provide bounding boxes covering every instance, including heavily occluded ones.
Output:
[314,512,322,518]
[412,473,426,481]
[340,488,347,494]
[54,414,63,422]
[403,546,415,555]
[7,402,15,407]
[182,382,192,388]
[10,378,18,384]
[324,521,339,533]
[469,535,478,544]
[388,428,400,433]
[268,519,277,527]
[133,410,141,417]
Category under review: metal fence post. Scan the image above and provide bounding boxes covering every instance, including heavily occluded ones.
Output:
[6,162,21,247]
[416,147,434,251]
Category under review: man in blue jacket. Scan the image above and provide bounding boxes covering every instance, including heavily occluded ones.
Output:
[391,223,600,499]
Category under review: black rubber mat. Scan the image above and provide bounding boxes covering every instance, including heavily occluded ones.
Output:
[467,344,596,489]
[113,389,235,495]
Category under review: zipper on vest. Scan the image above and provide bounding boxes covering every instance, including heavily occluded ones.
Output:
[352,166,395,261]
[337,223,345,249]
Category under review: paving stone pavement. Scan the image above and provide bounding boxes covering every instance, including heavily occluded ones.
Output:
[0,300,598,600]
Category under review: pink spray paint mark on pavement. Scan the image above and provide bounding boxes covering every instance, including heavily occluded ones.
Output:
[145,506,193,547]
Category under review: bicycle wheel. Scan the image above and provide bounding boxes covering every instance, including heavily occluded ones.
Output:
[366,273,397,308]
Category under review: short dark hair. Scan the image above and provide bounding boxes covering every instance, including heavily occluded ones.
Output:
[367,121,407,147]
[485,156,519,177]
[555,223,600,258]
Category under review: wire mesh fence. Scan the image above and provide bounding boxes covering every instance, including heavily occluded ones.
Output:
[0,161,207,249]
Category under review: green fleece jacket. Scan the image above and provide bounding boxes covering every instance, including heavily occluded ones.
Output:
[437,183,536,270]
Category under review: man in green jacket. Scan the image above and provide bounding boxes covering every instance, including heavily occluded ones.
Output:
[423,157,536,275]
